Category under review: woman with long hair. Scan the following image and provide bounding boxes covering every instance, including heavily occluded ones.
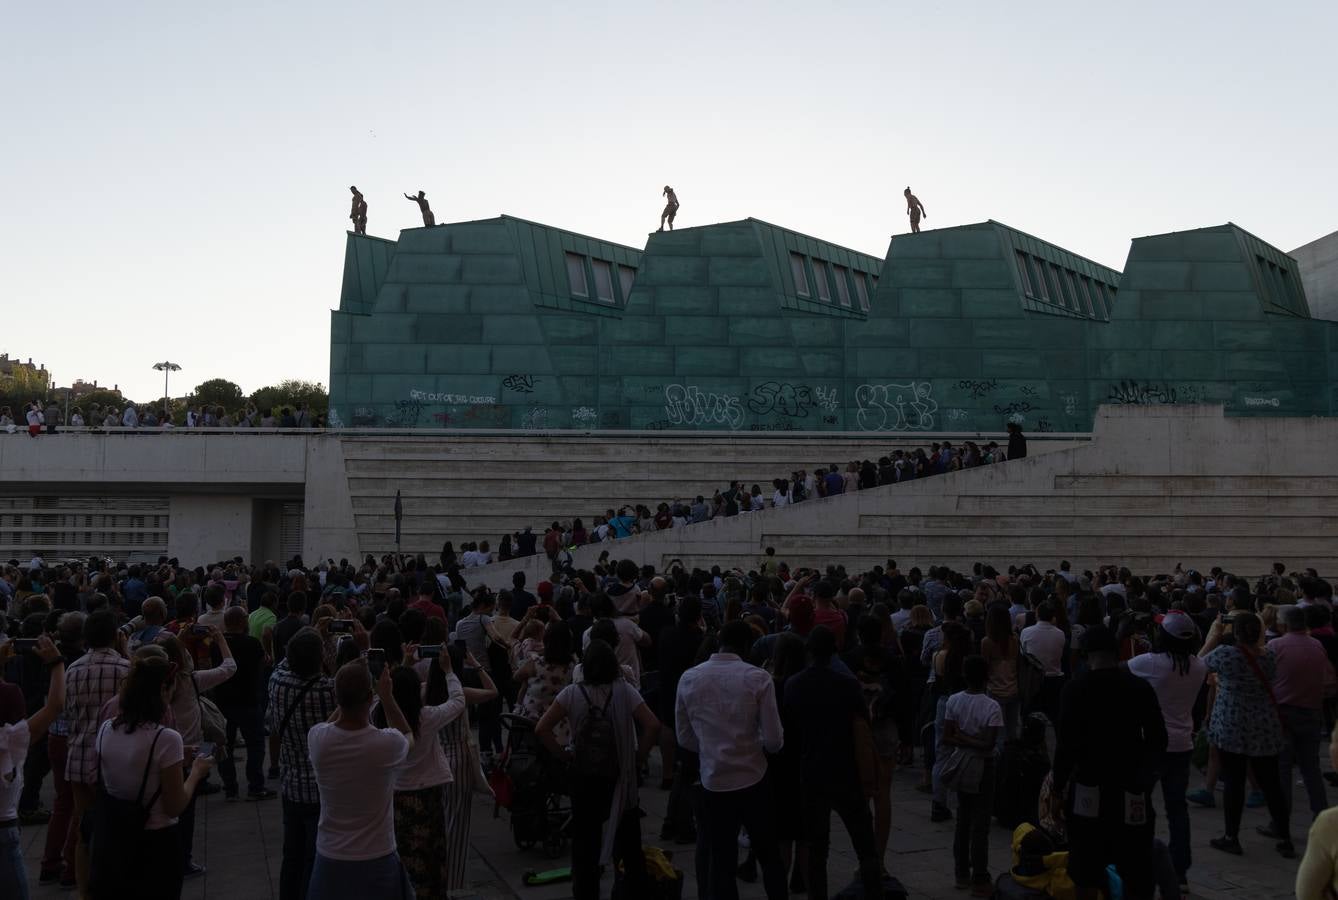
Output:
[536,639,659,900]
[980,605,1020,741]
[156,630,235,879]
[844,616,905,873]
[1198,611,1292,858]
[90,650,214,900]
[515,622,575,741]
[929,621,971,821]
[379,649,465,899]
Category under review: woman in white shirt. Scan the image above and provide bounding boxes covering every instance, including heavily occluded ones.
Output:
[0,636,65,900]
[772,478,793,510]
[90,650,213,900]
[377,650,465,899]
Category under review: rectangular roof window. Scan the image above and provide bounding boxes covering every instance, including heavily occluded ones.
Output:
[790,252,810,297]
[833,265,852,306]
[591,259,616,303]
[565,252,588,297]
[812,260,832,302]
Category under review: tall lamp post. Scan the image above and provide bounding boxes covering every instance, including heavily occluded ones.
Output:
[152,361,181,420]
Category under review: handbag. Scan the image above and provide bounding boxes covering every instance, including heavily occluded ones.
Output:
[938,745,987,794]
[191,674,228,745]
[1237,646,1288,736]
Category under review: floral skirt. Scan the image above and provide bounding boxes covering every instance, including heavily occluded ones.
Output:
[393,784,448,900]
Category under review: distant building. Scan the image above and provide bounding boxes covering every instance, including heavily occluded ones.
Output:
[1293,230,1338,322]
[68,379,122,399]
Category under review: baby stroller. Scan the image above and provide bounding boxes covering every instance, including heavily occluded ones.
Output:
[498,713,571,857]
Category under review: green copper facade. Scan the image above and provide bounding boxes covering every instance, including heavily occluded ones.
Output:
[329,215,1335,432]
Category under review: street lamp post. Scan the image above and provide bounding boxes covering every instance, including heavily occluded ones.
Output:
[152,361,181,420]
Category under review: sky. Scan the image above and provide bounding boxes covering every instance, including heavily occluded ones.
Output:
[5,0,1336,402]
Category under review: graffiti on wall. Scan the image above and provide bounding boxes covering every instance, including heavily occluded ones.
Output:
[855,381,938,431]
[993,401,1032,418]
[409,389,497,404]
[502,375,539,394]
[572,406,598,425]
[521,407,549,429]
[956,378,999,399]
[390,400,423,426]
[814,386,839,412]
[664,384,745,430]
[1105,381,1204,406]
[747,382,815,418]
[1242,396,1281,408]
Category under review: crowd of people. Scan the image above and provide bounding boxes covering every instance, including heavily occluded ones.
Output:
[1,400,325,434]
[1,544,1332,900]
[455,423,1030,569]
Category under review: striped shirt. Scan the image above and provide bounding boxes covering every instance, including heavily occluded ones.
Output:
[266,661,335,805]
[64,648,130,784]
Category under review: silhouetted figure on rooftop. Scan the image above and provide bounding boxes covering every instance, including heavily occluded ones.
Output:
[349,186,367,234]
[405,190,435,227]
[659,186,679,232]
[905,187,927,234]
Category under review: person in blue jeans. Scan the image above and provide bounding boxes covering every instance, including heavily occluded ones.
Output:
[1126,612,1208,897]
[0,635,67,900]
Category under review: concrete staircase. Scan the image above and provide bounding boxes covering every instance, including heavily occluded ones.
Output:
[469,405,1338,587]
[337,432,1082,556]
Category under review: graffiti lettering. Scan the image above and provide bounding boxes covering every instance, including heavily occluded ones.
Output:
[664,384,745,430]
[521,407,548,429]
[1036,418,1054,432]
[956,378,998,399]
[946,408,969,422]
[431,412,451,425]
[1242,396,1281,408]
[502,374,538,394]
[855,382,938,431]
[747,381,815,418]
[1020,385,1038,397]
[993,401,1032,416]
[1061,393,1077,416]
[409,389,497,404]
[814,386,839,411]
[1105,380,1204,406]
[749,421,798,432]
[572,406,598,425]
[390,400,423,427]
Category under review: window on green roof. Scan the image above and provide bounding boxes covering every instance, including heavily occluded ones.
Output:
[565,252,588,297]
[852,273,870,311]
[591,259,616,303]
[833,265,852,306]
[1014,251,1034,296]
[813,260,832,302]
[790,252,810,297]
[617,265,635,303]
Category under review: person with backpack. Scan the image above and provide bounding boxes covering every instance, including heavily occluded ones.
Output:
[535,638,660,900]
[89,648,215,900]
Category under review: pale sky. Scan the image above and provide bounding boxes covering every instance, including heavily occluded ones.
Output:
[6,1,1336,402]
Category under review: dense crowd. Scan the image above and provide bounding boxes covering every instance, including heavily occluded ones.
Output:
[1,546,1334,900]
[456,424,1029,568]
[1,401,324,434]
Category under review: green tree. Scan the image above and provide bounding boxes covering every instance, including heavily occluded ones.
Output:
[189,378,245,410]
[250,380,328,418]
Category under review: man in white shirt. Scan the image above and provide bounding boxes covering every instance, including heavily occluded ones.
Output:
[582,595,650,689]
[306,660,415,897]
[121,405,139,428]
[1020,602,1068,726]
[675,621,786,900]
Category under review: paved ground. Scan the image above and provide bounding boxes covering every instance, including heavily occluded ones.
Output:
[22,745,1309,899]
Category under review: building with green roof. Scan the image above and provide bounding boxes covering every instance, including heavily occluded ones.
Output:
[329,214,1336,432]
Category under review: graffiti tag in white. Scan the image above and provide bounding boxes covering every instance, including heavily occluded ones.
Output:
[855,381,938,431]
[664,384,745,430]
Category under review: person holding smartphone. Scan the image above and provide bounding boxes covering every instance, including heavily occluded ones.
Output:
[307,659,415,899]
[0,635,66,900]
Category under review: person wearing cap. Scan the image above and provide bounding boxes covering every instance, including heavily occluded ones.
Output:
[1126,612,1208,896]
[1053,625,1167,900]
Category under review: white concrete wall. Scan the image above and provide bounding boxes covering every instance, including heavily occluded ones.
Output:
[168,495,255,564]
[468,404,1338,588]
[1294,230,1338,322]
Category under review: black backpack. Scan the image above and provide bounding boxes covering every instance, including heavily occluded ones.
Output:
[574,684,619,778]
[88,726,164,890]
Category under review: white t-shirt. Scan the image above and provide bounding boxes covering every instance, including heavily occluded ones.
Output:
[1020,621,1067,676]
[392,677,465,791]
[0,720,31,821]
[308,722,410,861]
[95,722,185,830]
[1126,652,1209,753]
[944,690,1004,738]
[582,617,646,688]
